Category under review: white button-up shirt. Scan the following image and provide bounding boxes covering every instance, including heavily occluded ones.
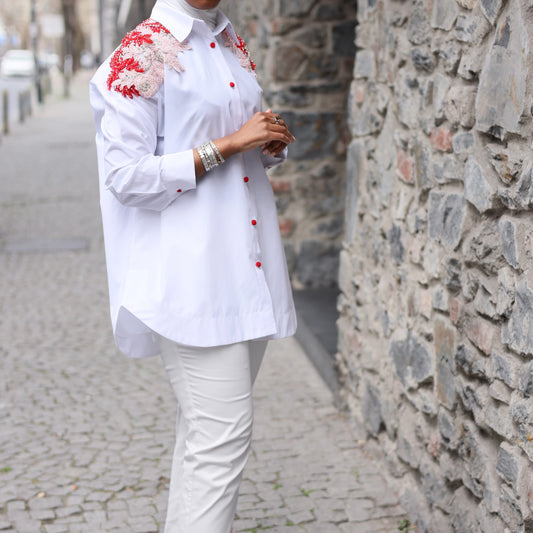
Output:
[90,0,297,358]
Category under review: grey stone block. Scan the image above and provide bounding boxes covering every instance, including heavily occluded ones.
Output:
[433,285,449,312]
[431,0,459,30]
[444,257,461,293]
[499,217,519,269]
[491,351,519,389]
[499,485,524,530]
[420,459,450,508]
[476,11,529,137]
[450,487,480,533]
[486,143,523,184]
[434,319,456,409]
[489,379,511,404]
[445,85,477,128]
[480,0,504,25]
[464,156,497,213]
[458,420,496,499]
[411,47,435,72]
[502,279,533,356]
[458,378,489,424]
[497,267,515,318]
[295,240,339,288]
[438,408,460,450]
[415,140,434,191]
[498,163,533,210]
[283,111,344,160]
[332,21,356,57]
[407,0,431,44]
[390,331,434,389]
[455,13,491,44]
[496,442,529,492]
[433,155,459,183]
[518,361,533,397]
[396,412,424,469]
[474,285,497,319]
[428,191,466,250]
[354,50,376,79]
[484,401,514,439]
[452,132,474,155]
[362,382,384,436]
[463,222,506,276]
[439,41,462,73]
[510,395,533,425]
[280,0,316,17]
[388,224,404,265]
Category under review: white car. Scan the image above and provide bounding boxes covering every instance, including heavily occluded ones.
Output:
[1,49,36,77]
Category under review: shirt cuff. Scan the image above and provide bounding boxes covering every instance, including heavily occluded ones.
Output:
[161,149,196,198]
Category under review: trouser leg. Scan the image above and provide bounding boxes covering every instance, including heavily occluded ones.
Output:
[160,339,267,533]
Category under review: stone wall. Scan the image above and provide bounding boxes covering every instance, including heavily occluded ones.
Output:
[338,0,533,531]
[222,0,356,288]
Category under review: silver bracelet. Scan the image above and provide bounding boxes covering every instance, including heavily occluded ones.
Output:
[206,142,218,169]
[198,142,214,172]
[210,141,225,164]
[197,141,224,172]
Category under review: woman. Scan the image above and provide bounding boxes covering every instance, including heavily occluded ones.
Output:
[89,0,297,531]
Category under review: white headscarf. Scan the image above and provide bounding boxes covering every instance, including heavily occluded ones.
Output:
[173,0,219,31]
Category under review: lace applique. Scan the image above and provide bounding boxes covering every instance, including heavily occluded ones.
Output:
[222,30,256,74]
[107,19,190,99]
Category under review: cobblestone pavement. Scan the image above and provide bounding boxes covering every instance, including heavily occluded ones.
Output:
[0,73,408,533]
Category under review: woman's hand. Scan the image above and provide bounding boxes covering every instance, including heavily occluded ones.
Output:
[220,110,295,159]
[194,110,295,177]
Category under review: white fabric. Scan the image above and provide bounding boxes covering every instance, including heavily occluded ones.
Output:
[159,337,267,533]
[173,0,219,30]
[89,0,297,358]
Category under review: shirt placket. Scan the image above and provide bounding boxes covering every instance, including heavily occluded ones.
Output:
[210,33,243,131]
[213,32,265,274]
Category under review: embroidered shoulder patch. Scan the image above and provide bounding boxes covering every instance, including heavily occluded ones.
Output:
[222,30,256,74]
[107,19,190,99]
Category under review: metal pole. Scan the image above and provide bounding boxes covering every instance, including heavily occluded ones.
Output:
[19,93,25,123]
[2,91,8,135]
[26,90,32,117]
[30,0,43,104]
[98,0,104,62]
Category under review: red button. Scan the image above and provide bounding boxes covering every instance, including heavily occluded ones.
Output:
[210,42,216,48]
[251,219,257,226]
[256,261,262,268]
[229,82,235,88]
[177,189,182,193]
[244,176,249,183]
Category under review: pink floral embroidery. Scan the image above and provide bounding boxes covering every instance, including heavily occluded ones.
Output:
[107,19,190,99]
[222,30,256,74]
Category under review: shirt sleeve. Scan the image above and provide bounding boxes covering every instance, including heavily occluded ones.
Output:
[99,85,196,211]
[260,146,288,170]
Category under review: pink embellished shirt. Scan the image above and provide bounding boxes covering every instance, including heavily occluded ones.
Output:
[90,0,297,358]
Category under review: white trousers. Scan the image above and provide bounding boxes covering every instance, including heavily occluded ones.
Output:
[159,338,268,533]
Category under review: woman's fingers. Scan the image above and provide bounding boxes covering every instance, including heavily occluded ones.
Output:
[262,140,288,157]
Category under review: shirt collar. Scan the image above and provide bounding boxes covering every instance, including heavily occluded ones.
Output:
[151,0,232,42]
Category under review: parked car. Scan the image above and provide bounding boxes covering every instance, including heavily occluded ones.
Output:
[1,49,36,77]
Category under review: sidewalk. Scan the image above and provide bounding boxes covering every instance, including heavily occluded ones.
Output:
[0,72,407,533]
